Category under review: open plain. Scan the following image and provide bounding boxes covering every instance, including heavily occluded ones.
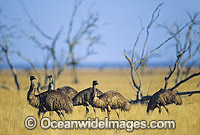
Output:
[0,68,199,135]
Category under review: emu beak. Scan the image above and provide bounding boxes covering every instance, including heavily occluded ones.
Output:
[48,75,52,79]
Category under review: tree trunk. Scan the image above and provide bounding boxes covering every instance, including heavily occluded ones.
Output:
[72,63,78,84]
[5,50,20,90]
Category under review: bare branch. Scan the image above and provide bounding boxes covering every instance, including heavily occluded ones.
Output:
[132,19,144,62]
[13,50,41,83]
[20,0,53,40]
[0,84,12,90]
[66,0,82,43]
[141,2,164,60]
[164,52,183,89]
[127,78,137,92]
[0,38,20,90]
[177,90,200,96]
[124,50,140,91]
[136,20,194,69]
[169,72,200,91]
[65,0,102,83]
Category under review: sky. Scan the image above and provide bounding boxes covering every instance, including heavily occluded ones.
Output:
[0,0,200,68]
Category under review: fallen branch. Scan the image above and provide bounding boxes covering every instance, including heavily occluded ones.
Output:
[0,84,12,90]
[129,90,200,104]
[169,72,200,91]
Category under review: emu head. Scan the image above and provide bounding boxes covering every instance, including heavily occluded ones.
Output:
[93,80,99,86]
[48,75,53,83]
[30,76,36,81]
[90,80,99,101]
[147,102,157,113]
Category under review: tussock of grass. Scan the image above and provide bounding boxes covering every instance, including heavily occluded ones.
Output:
[0,68,199,135]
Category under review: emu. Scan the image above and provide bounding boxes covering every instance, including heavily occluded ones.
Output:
[147,88,182,113]
[47,75,78,100]
[36,75,53,93]
[27,76,73,120]
[72,80,103,116]
[90,81,131,118]
[56,86,78,100]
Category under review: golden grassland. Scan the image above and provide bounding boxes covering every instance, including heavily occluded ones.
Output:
[0,68,200,135]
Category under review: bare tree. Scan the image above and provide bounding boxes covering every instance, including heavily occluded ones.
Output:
[12,50,42,83]
[158,12,200,85]
[0,38,20,90]
[156,48,200,98]
[20,1,70,88]
[65,0,102,83]
[125,3,200,104]
[0,9,21,90]
[21,0,102,85]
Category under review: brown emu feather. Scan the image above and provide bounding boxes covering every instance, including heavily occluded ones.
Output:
[27,76,73,120]
[147,88,182,113]
[72,87,103,116]
[91,88,131,118]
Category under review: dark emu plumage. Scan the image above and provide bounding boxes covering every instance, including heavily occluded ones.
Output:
[27,76,73,120]
[36,75,53,93]
[90,81,131,118]
[56,86,78,100]
[47,75,78,100]
[147,88,182,114]
[72,80,103,116]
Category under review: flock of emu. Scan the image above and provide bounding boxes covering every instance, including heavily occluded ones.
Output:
[27,75,182,120]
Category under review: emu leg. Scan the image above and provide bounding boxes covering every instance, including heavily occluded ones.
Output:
[37,110,41,118]
[107,109,110,119]
[85,106,89,117]
[93,107,96,117]
[41,112,46,118]
[38,110,45,119]
[115,110,120,119]
[61,111,66,120]
[163,105,169,114]
[49,111,53,118]
[56,111,63,120]
[158,106,162,113]
[107,105,111,118]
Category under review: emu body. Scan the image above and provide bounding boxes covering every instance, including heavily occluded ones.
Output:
[147,89,182,113]
[47,75,78,100]
[27,76,73,120]
[56,86,78,100]
[90,81,131,118]
[72,81,103,116]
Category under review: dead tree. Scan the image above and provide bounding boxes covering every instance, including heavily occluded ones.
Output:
[125,3,200,104]
[21,0,102,85]
[0,8,22,90]
[0,38,20,90]
[65,0,102,83]
[146,47,200,113]
[13,50,42,83]
[21,1,69,88]
[158,12,200,85]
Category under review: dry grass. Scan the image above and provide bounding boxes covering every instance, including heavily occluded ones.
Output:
[0,68,200,135]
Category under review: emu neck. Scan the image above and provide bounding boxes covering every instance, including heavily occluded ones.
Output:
[48,79,53,91]
[27,80,39,108]
[93,85,97,97]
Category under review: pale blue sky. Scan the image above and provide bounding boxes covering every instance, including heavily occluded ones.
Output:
[0,0,200,67]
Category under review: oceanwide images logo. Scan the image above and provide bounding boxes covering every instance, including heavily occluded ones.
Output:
[24,116,176,131]
[24,116,37,130]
